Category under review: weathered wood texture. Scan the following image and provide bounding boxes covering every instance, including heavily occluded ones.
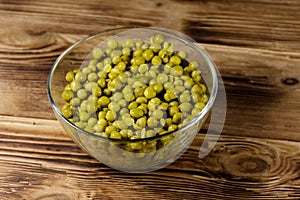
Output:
[0,116,299,200]
[0,0,299,199]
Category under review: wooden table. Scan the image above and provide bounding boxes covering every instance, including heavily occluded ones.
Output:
[0,1,299,199]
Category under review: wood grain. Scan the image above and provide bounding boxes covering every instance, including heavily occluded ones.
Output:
[0,115,299,200]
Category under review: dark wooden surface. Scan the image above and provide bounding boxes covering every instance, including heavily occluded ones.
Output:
[0,0,299,199]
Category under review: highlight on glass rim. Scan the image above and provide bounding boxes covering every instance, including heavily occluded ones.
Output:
[47,27,227,172]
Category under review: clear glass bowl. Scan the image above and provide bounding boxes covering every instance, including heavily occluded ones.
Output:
[47,27,218,172]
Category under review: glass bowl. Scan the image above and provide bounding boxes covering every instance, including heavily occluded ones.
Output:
[47,27,218,172]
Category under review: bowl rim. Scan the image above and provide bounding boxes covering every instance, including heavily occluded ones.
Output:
[47,27,218,143]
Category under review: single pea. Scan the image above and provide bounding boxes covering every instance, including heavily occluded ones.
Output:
[168,124,178,132]
[65,71,74,82]
[150,43,161,53]
[70,80,81,91]
[179,92,191,102]
[135,40,144,49]
[92,48,103,59]
[201,94,209,103]
[142,49,154,61]
[116,62,126,72]
[136,97,147,104]
[61,90,73,102]
[157,73,168,84]
[128,101,138,110]
[179,102,192,112]
[124,117,134,126]
[130,108,144,118]
[169,106,179,117]
[200,84,207,94]
[122,47,131,56]
[98,96,110,107]
[96,62,103,71]
[61,104,72,118]
[152,110,164,119]
[170,55,181,65]
[70,97,80,107]
[120,130,129,139]
[98,111,107,119]
[87,117,97,127]
[136,116,147,127]
[138,64,149,74]
[64,84,72,91]
[159,102,169,110]
[164,63,173,73]
[153,83,163,94]
[75,71,86,83]
[86,101,97,113]
[75,121,85,129]
[77,89,87,100]
[144,86,156,99]
[134,87,145,97]
[153,34,164,44]
[124,38,134,48]
[170,101,179,107]
[167,43,174,55]
[124,92,135,102]
[103,58,112,66]
[108,102,120,112]
[128,142,143,150]
[106,39,118,49]
[151,56,162,65]
[93,123,106,132]
[195,102,205,110]
[131,56,145,66]
[173,112,182,124]
[165,118,173,127]
[110,131,122,139]
[133,49,144,57]
[192,108,202,117]
[171,65,183,76]
[97,70,107,79]
[84,82,97,92]
[147,117,159,128]
[106,110,116,121]
[79,111,89,122]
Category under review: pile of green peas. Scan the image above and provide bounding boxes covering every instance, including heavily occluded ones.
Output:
[61,33,209,141]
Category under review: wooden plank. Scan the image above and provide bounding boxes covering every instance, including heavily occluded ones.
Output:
[0,115,299,199]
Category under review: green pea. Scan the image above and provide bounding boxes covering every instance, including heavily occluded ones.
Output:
[77,89,87,100]
[131,56,145,65]
[142,49,154,61]
[153,34,164,44]
[179,102,192,112]
[170,55,181,65]
[151,56,162,65]
[98,96,110,107]
[98,111,107,119]
[173,112,182,124]
[87,117,97,127]
[169,106,179,116]
[201,94,209,103]
[86,101,97,113]
[113,120,128,130]
[96,62,103,71]
[128,101,138,110]
[61,104,72,118]
[159,102,169,110]
[153,83,163,93]
[116,62,126,71]
[170,65,183,76]
[106,39,118,49]
[134,87,145,97]
[136,116,147,127]
[79,111,89,122]
[130,108,144,118]
[124,117,134,126]
[150,43,161,53]
[105,125,117,134]
[70,80,81,91]
[70,97,80,107]
[136,97,147,104]
[144,86,156,99]
[103,88,112,96]
[141,43,149,50]
[92,48,103,59]
[179,92,191,102]
[122,47,131,56]
[75,71,86,83]
[147,117,158,128]
[138,64,149,74]
[124,92,135,102]
[65,71,74,82]
[168,124,178,132]
[106,110,116,121]
[170,101,179,107]
[138,103,148,114]
[108,102,120,112]
[61,90,73,102]
[124,38,134,48]
[110,131,122,139]
[84,82,97,92]
[196,102,205,110]
[152,110,164,119]
[157,73,168,84]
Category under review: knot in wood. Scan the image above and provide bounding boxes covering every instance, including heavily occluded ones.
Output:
[281,77,299,85]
